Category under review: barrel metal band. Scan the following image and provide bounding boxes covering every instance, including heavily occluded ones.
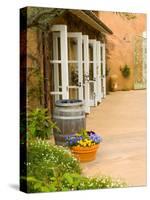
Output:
[53,115,85,120]
[54,109,85,113]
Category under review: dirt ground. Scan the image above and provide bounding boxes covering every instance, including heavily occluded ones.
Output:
[81,90,147,187]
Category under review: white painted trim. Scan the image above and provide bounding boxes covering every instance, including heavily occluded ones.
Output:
[50,92,63,95]
[89,39,97,106]
[96,41,102,103]
[101,43,106,98]
[68,32,83,100]
[50,60,61,64]
[68,86,79,89]
[51,25,69,100]
[83,35,90,113]
[60,26,69,99]
[52,33,59,101]
[77,33,83,100]
[68,60,78,63]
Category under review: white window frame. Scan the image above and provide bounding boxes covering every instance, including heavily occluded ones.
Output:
[101,43,106,98]
[50,25,106,112]
[89,39,97,106]
[50,25,69,100]
[96,41,102,103]
[67,32,83,100]
[82,35,90,113]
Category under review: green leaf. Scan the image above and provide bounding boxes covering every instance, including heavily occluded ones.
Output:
[62,173,73,185]
[49,183,57,192]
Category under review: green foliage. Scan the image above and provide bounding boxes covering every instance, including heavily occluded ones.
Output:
[77,129,89,138]
[22,139,127,193]
[61,173,127,190]
[27,139,81,174]
[27,108,60,139]
[26,7,66,29]
[27,66,43,103]
[71,69,78,85]
[115,12,136,20]
[23,139,81,192]
[66,129,102,147]
[24,171,127,193]
[120,64,131,78]
[20,112,27,144]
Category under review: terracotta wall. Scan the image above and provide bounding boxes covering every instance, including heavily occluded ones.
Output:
[97,11,146,90]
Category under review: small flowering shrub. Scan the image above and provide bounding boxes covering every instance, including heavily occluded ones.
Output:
[65,129,102,147]
[21,139,81,192]
[61,173,127,190]
[27,139,81,174]
[22,139,127,193]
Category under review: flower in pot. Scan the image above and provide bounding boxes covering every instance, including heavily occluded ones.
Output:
[65,129,102,162]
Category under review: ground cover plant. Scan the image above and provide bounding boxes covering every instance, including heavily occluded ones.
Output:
[21,139,127,192]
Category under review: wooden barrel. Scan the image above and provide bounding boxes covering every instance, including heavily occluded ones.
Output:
[53,99,86,146]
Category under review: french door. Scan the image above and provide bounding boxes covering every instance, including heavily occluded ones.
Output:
[82,35,90,113]
[50,25,69,106]
[50,24,106,112]
[89,39,97,106]
[101,43,106,98]
[67,32,83,100]
[96,41,102,103]
[50,26,83,107]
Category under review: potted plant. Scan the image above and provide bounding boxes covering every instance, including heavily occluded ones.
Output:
[65,129,102,162]
[120,64,130,78]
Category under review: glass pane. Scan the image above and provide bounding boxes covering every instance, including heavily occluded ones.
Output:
[69,88,79,99]
[50,63,62,91]
[52,32,61,60]
[57,37,61,60]
[68,38,77,60]
[89,45,93,61]
[58,64,62,86]
[89,63,94,80]
[101,78,103,93]
[83,85,85,100]
[82,43,84,61]
[101,63,103,75]
[83,63,85,84]
[89,82,94,100]
[101,46,103,61]
[68,63,78,86]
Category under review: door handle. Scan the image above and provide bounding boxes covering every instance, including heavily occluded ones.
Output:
[84,75,89,81]
[77,82,82,87]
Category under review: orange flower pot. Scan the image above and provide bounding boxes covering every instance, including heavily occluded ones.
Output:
[70,144,100,162]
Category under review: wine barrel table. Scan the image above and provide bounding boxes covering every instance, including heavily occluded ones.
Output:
[53,99,85,146]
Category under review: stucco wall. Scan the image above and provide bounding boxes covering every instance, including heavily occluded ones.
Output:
[98,12,146,90]
[26,27,44,110]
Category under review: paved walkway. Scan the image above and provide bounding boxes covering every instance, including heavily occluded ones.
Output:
[81,90,146,187]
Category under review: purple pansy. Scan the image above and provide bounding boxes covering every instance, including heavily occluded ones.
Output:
[65,130,102,147]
